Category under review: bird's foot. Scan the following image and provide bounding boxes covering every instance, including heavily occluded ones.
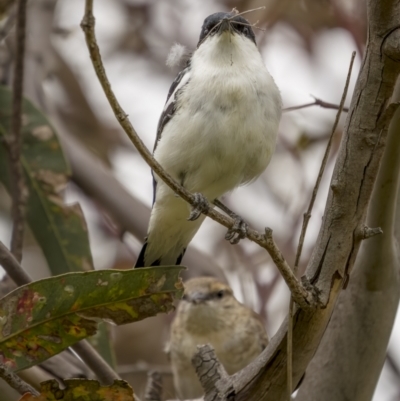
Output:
[188,193,209,221]
[225,214,248,245]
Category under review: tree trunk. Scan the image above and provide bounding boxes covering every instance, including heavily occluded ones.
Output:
[296,79,400,401]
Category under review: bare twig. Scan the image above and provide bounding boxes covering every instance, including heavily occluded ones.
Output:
[283,96,350,113]
[0,240,31,285]
[230,6,266,18]
[70,341,120,385]
[80,1,317,310]
[286,51,356,397]
[263,228,316,308]
[294,52,355,271]
[8,0,27,262]
[0,241,122,389]
[0,362,39,396]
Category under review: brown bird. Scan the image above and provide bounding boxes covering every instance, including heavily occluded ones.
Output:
[167,277,268,399]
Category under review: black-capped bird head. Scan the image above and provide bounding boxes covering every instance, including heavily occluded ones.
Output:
[197,12,256,47]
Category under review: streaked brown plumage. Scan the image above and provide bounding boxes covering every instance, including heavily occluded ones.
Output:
[167,277,268,399]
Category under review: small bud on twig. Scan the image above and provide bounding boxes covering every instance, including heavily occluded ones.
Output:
[356,225,383,240]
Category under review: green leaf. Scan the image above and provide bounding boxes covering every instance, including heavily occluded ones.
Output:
[0,86,116,365]
[18,379,135,401]
[0,266,183,372]
[0,86,93,275]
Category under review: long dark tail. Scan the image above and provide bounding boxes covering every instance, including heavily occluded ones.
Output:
[134,240,186,268]
[134,241,149,268]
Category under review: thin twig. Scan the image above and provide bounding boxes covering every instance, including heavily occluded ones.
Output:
[0,241,122,390]
[294,52,355,270]
[80,0,317,311]
[70,341,120,385]
[286,51,356,398]
[8,0,27,263]
[0,362,39,396]
[0,240,31,285]
[230,6,266,18]
[283,96,350,113]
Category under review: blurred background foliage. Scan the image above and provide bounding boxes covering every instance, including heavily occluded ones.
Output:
[0,0,399,400]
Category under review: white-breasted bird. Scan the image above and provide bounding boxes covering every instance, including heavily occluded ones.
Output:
[135,12,281,268]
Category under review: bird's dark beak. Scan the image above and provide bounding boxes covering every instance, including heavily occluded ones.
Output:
[218,18,230,34]
[189,292,209,304]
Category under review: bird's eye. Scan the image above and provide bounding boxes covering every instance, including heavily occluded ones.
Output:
[182,294,188,301]
[216,290,224,299]
[204,29,209,35]
[243,27,249,35]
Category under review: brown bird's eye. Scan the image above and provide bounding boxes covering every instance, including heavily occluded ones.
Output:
[217,290,224,299]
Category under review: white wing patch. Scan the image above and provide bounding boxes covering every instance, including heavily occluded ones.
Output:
[164,70,191,111]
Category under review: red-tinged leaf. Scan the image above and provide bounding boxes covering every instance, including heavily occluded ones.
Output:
[0,266,184,371]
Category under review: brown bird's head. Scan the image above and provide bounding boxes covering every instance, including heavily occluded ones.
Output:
[177,277,240,333]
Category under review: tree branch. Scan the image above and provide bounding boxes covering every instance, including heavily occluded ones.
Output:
[0,240,31,285]
[59,132,225,280]
[8,0,27,263]
[0,362,39,396]
[80,0,317,311]
[283,96,350,113]
[192,344,234,401]
[70,341,120,385]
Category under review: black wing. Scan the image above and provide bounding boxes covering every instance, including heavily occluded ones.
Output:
[152,61,191,204]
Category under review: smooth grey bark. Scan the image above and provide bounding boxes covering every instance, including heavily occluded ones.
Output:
[296,80,400,401]
[200,1,400,400]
